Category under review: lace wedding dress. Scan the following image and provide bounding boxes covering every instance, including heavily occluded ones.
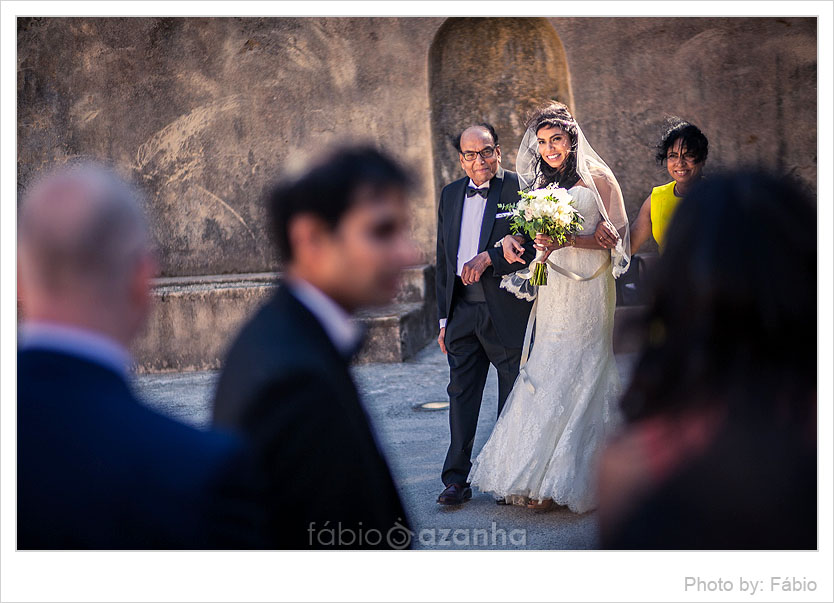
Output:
[468,186,622,513]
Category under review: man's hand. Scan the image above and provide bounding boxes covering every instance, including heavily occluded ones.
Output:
[437,327,447,354]
[594,221,619,249]
[460,251,492,285]
[501,235,526,264]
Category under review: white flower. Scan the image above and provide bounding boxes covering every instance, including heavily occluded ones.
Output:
[549,188,573,205]
[528,188,552,201]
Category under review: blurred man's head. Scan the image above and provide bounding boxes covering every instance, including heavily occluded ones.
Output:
[269,146,419,313]
[18,163,156,346]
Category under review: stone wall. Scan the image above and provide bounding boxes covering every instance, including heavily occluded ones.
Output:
[17,17,443,276]
[18,16,816,266]
[549,17,817,252]
[429,18,574,200]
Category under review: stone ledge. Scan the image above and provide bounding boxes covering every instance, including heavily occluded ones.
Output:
[132,265,437,373]
[150,272,278,293]
[355,301,436,364]
[132,264,642,372]
[132,281,275,373]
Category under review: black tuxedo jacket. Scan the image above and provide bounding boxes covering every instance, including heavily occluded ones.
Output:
[212,284,410,549]
[436,168,535,348]
[17,349,263,549]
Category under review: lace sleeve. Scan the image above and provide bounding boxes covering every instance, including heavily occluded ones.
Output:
[493,239,538,301]
[499,269,538,301]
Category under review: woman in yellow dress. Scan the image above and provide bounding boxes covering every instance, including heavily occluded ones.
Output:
[594,119,708,253]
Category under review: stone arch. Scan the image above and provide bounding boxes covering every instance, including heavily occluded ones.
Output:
[429,17,574,201]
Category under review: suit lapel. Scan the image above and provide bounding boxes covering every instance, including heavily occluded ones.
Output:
[274,284,388,463]
[274,284,346,369]
[446,178,466,266]
[478,169,503,252]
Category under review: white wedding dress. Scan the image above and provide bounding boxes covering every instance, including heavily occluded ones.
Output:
[468,186,622,513]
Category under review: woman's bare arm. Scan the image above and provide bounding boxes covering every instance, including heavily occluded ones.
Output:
[629,194,653,252]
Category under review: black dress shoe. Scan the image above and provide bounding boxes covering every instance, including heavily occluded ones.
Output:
[437,483,472,505]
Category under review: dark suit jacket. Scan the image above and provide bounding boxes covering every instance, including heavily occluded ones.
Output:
[436,168,535,348]
[17,349,263,549]
[212,285,410,549]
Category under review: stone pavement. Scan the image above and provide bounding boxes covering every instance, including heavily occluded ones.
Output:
[134,343,637,550]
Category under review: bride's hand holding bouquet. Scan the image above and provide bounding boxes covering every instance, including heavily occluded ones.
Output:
[533,233,563,260]
[499,184,584,286]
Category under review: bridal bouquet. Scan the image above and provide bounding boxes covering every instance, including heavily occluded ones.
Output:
[499,185,584,286]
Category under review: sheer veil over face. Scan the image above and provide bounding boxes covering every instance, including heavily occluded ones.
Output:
[516,115,631,278]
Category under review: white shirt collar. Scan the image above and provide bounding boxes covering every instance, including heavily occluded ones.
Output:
[466,166,503,192]
[467,178,490,192]
[286,278,363,357]
[18,321,131,376]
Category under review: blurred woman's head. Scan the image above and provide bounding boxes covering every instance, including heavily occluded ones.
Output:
[621,171,816,425]
[526,102,580,188]
[656,118,708,189]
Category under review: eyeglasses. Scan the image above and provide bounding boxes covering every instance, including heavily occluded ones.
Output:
[461,147,496,162]
[667,151,698,163]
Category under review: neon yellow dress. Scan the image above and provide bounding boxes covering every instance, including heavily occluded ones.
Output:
[650,181,682,252]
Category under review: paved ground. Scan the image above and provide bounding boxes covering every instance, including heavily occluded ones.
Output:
[134,343,637,550]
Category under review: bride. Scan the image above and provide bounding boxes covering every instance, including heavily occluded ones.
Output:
[467,102,631,513]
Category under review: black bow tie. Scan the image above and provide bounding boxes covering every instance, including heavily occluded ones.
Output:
[466,186,489,198]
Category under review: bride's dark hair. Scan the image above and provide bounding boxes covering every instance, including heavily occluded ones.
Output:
[526,102,580,189]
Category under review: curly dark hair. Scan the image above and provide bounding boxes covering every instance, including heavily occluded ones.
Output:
[656,117,709,165]
[526,102,580,189]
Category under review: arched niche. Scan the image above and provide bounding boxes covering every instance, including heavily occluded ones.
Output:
[429,17,574,205]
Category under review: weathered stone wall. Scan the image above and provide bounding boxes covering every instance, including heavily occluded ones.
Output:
[18,16,816,272]
[429,18,574,200]
[17,17,443,276]
[549,17,817,251]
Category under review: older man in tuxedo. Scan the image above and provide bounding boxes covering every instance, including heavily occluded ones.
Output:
[435,124,535,506]
[17,164,262,549]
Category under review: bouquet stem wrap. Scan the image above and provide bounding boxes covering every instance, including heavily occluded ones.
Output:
[531,244,549,286]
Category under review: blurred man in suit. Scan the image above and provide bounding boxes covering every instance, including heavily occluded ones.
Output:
[213,146,418,549]
[17,164,262,549]
[435,124,535,505]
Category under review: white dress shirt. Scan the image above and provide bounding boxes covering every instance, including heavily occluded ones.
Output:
[287,277,364,357]
[440,179,489,329]
[18,321,131,376]
[456,179,489,276]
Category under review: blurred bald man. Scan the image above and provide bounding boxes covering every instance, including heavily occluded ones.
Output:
[17,164,263,549]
